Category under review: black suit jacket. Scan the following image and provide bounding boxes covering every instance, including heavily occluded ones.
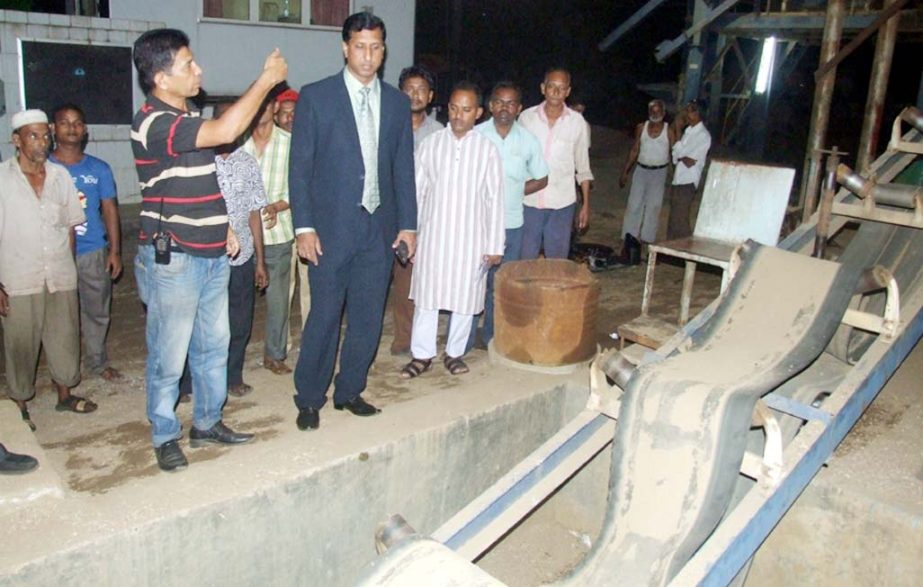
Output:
[288,71,416,262]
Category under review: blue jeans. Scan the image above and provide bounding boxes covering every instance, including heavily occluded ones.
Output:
[521,204,576,259]
[469,226,524,348]
[135,245,231,448]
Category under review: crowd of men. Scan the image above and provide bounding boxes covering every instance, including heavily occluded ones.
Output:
[0,11,711,474]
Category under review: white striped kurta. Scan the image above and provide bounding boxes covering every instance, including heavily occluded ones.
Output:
[410,128,505,315]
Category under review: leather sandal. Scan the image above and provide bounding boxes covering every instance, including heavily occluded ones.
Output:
[55,395,98,414]
[444,355,469,375]
[400,358,432,379]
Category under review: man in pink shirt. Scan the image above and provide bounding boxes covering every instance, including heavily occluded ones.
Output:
[519,68,593,259]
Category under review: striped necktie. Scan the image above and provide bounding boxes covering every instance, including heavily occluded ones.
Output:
[358,86,380,213]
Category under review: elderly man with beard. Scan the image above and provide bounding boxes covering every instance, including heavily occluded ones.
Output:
[0,110,94,431]
[618,99,675,262]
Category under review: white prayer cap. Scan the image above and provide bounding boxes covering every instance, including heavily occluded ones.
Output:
[11,109,48,131]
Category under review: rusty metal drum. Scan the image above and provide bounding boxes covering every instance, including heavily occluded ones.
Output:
[494,259,599,366]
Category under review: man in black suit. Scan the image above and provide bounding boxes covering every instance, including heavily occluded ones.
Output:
[289,12,416,431]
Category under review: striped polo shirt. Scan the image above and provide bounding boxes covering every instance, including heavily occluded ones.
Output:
[131,95,228,257]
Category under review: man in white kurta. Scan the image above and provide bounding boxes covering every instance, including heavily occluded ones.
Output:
[407,83,505,374]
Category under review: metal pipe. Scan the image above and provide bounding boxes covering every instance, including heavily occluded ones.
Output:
[900,105,923,131]
[600,351,637,390]
[857,0,902,173]
[800,0,845,222]
[836,163,923,208]
[813,150,840,259]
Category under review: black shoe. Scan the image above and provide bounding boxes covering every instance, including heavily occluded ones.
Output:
[617,233,642,266]
[296,407,319,430]
[155,440,188,472]
[334,396,381,417]
[0,443,38,474]
[189,421,254,448]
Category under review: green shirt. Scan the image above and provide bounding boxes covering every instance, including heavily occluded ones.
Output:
[243,125,294,245]
[476,120,548,229]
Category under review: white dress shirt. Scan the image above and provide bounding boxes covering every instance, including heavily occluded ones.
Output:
[519,102,594,210]
[671,121,711,188]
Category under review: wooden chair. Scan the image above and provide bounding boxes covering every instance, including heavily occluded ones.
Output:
[618,159,795,349]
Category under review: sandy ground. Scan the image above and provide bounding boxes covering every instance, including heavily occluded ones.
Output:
[0,125,723,496]
[1,124,920,585]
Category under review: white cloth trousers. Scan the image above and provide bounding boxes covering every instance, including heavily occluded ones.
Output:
[622,166,668,242]
[411,307,474,360]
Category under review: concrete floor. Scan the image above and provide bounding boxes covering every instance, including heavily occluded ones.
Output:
[2,126,919,585]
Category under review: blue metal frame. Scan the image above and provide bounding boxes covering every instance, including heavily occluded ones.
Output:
[441,413,611,552]
[697,303,923,585]
[761,393,832,425]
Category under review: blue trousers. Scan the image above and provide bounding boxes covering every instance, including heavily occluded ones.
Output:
[521,204,575,259]
[293,212,393,410]
[469,227,523,348]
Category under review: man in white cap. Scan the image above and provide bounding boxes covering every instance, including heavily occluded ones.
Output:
[0,109,97,432]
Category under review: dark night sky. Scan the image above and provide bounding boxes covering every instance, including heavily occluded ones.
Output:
[414,0,687,128]
[413,0,922,169]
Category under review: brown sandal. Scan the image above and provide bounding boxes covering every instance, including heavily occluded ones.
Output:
[400,358,432,379]
[444,355,469,375]
[55,395,98,414]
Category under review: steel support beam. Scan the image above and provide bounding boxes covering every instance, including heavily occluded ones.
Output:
[814,0,908,83]
[598,0,670,51]
[679,0,709,106]
[800,0,845,222]
[656,0,741,63]
[857,0,903,174]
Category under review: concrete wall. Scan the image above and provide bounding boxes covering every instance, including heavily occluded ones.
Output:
[0,1,415,203]
[1,383,588,586]
[109,0,416,91]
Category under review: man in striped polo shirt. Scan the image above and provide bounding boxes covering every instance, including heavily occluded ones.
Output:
[131,29,287,472]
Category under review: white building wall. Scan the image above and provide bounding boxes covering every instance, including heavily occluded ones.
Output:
[110,0,416,94]
[1,1,416,202]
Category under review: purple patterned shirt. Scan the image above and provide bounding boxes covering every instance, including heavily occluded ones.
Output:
[215,150,267,266]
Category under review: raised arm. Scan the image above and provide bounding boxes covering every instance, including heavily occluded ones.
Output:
[196,50,287,148]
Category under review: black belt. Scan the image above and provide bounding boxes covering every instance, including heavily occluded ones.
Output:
[638,162,668,170]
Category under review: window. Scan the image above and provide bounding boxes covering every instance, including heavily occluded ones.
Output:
[203,0,250,20]
[310,0,349,26]
[202,0,349,27]
[260,0,301,24]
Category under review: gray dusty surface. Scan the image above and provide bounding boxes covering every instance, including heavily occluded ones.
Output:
[0,126,722,497]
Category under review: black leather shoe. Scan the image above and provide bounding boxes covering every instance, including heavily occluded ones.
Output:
[155,440,188,472]
[189,421,254,448]
[0,443,38,475]
[296,407,319,430]
[334,396,381,417]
